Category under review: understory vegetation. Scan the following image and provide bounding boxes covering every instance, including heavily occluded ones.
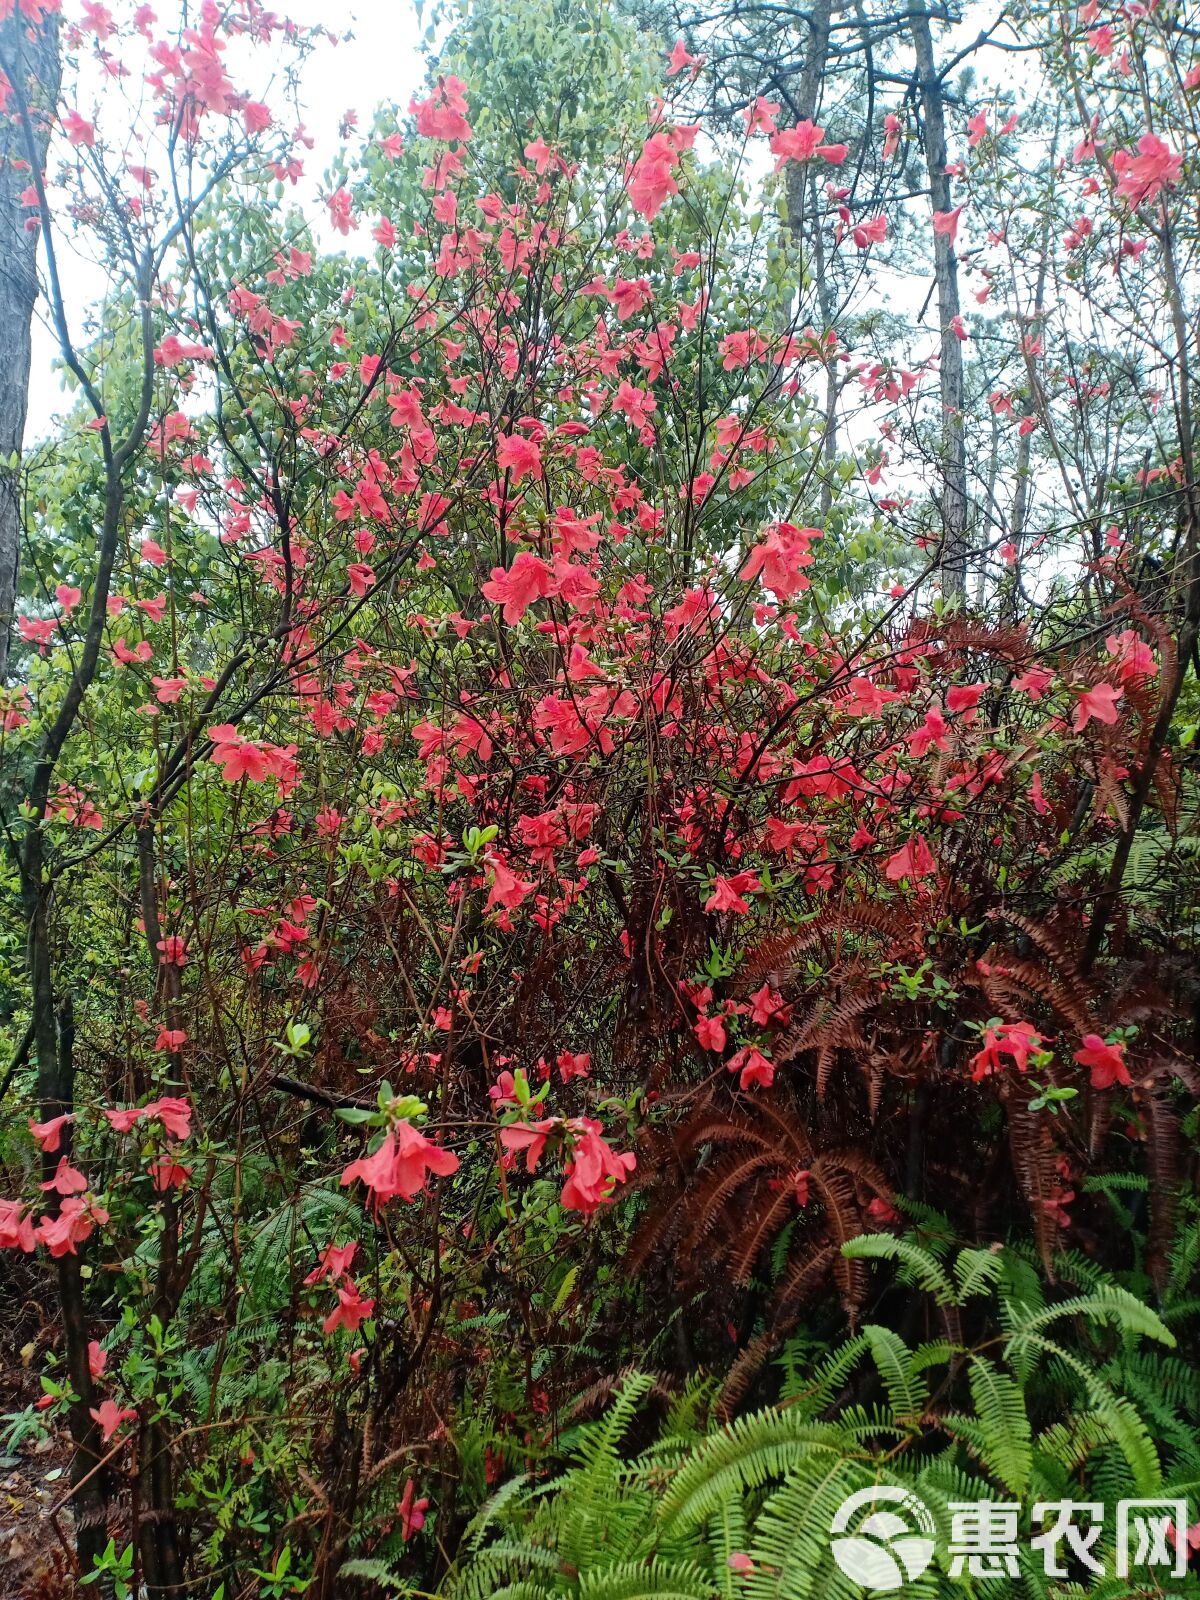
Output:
[0,0,1198,1594]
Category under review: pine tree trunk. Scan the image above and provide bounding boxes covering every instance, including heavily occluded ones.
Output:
[780,0,833,473]
[910,4,968,605]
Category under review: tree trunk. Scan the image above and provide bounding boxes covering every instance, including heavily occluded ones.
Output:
[1006,166,1055,618]
[24,893,109,1578]
[780,0,833,480]
[0,9,59,681]
[783,0,832,250]
[911,4,968,605]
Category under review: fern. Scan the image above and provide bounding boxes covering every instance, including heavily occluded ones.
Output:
[337,1555,404,1590]
[576,1562,719,1599]
[445,1230,1199,1600]
[842,1234,959,1306]
[965,1355,1032,1495]
[952,1246,1007,1301]
[657,1411,852,1533]
[1005,1286,1175,1353]
[861,1324,928,1422]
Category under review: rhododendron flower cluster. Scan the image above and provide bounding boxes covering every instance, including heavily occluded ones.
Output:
[499,1115,636,1214]
[104,1096,193,1140]
[340,1121,460,1212]
[1,4,1195,1589]
[1,1193,110,1258]
[969,1020,1049,1081]
[627,125,696,220]
[1073,1034,1133,1090]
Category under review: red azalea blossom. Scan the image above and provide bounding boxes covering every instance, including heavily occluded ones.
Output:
[1114,134,1182,207]
[40,1157,88,1196]
[704,870,761,914]
[340,1122,460,1210]
[397,1478,430,1541]
[305,1242,359,1285]
[90,1400,138,1443]
[1073,682,1123,730]
[728,1046,775,1089]
[37,1197,109,1257]
[560,1120,637,1214]
[28,1113,73,1153]
[1073,1034,1132,1090]
[884,835,937,881]
[969,1020,1047,1082]
[499,1119,556,1172]
[557,1050,591,1083]
[322,1279,375,1334]
[0,1199,37,1254]
[148,1158,192,1191]
[769,119,848,170]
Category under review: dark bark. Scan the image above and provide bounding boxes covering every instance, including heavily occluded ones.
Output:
[0,9,59,681]
[134,823,185,1598]
[910,4,968,604]
[23,937,109,1576]
[779,0,833,449]
[1006,126,1057,613]
[1,29,156,1582]
[781,0,832,257]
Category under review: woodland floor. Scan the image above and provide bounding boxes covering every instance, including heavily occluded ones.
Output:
[0,1261,79,1599]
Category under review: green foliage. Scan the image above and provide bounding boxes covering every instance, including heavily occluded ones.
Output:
[445,1234,1200,1598]
[3,0,1199,1596]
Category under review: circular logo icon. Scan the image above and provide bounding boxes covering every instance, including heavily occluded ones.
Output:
[830,1484,937,1592]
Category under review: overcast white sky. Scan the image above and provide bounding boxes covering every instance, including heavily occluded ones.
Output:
[284,0,428,131]
[27,0,1027,442]
[27,0,430,437]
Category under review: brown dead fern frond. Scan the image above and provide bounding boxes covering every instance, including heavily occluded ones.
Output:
[1004,1086,1062,1277]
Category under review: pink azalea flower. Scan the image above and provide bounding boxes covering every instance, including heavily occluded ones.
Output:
[397,1478,429,1540]
[1073,682,1123,730]
[884,835,937,881]
[1073,1034,1131,1090]
[90,1399,137,1443]
[340,1122,459,1210]
[560,1121,636,1215]
[322,1279,375,1334]
[28,1113,73,1153]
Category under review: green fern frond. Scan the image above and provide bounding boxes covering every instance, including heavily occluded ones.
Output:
[1006,1286,1174,1352]
[743,1459,888,1600]
[952,1246,1006,1301]
[966,1355,1032,1495]
[576,1560,718,1599]
[778,1333,869,1411]
[337,1556,404,1590]
[861,1324,927,1423]
[1026,1337,1163,1493]
[458,1472,536,1554]
[841,1235,958,1306]
[657,1410,853,1534]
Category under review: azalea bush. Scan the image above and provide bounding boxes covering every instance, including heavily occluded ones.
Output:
[0,0,1197,1594]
